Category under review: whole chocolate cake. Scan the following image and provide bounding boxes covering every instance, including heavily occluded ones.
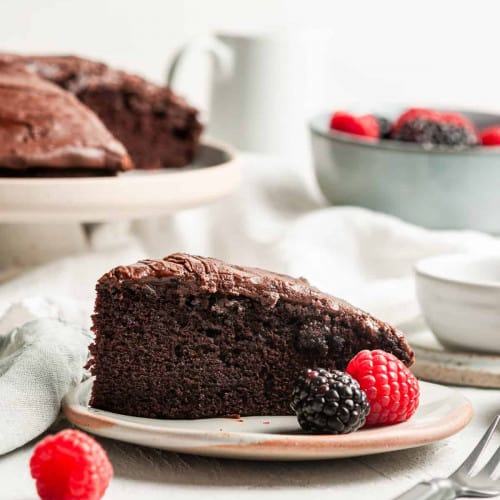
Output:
[0,54,202,175]
[89,253,414,419]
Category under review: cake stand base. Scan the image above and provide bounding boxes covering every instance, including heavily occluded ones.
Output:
[0,223,89,272]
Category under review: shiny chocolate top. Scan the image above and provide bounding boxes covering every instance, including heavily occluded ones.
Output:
[0,67,132,172]
[98,253,414,366]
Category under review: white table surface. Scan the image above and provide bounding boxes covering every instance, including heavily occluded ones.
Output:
[0,155,499,499]
[0,387,498,500]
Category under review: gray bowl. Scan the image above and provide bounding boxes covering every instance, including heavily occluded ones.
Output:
[310,110,500,232]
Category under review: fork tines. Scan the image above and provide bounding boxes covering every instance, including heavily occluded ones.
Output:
[457,415,500,478]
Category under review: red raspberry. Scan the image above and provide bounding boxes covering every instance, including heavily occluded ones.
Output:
[30,429,113,500]
[330,111,380,138]
[393,108,440,133]
[346,349,420,427]
[440,112,475,131]
[480,126,500,146]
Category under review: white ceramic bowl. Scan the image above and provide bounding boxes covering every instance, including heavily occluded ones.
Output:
[415,254,500,354]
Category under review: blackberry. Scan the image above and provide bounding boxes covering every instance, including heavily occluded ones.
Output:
[291,368,370,434]
[392,119,478,147]
[374,115,392,139]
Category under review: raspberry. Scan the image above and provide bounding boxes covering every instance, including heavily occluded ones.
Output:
[291,368,370,434]
[346,350,419,427]
[393,108,441,132]
[440,112,475,130]
[480,126,500,146]
[30,429,113,500]
[330,111,379,138]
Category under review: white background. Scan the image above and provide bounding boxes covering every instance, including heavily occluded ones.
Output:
[0,0,498,115]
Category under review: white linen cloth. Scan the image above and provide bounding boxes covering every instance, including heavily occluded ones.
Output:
[0,153,499,455]
[0,317,90,454]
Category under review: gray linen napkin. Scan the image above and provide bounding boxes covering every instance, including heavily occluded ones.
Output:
[0,318,91,455]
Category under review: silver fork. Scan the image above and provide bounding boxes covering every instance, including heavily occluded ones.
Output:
[395,415,500,499]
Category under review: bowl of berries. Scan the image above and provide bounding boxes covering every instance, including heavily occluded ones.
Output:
[310,107,500,232]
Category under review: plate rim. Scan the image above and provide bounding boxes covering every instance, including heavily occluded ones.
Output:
[0,137,237,186]
[0,137,241,223]
[63,377,473,460]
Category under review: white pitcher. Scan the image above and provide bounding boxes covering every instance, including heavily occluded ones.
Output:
[167,29,331,160]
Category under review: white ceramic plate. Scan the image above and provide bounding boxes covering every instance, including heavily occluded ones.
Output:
[63,377,472,461]
[0,139,240,223]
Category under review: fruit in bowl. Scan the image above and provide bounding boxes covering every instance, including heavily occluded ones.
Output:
[329,111,380,140]
[479,126,500,146]
[329,107,500,147]
[310,106,500,232]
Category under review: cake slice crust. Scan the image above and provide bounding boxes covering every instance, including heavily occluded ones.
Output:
[89,253,414,418]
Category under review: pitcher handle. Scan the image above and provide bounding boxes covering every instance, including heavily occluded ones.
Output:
[166,34,234,90]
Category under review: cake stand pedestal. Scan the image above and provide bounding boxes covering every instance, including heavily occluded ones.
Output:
[0,140,239,275]
[0,223,91,280]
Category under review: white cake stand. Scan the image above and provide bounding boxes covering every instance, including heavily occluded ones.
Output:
[0,139,240,270]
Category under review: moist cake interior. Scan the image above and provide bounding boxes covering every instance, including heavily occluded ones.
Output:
[89,255,414,419]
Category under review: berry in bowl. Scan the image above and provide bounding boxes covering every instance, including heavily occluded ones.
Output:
[310,107,500,232]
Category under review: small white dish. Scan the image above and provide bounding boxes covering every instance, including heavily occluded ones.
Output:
[63,377,472,461]
[415,253,500,354]
[399,317,500,388]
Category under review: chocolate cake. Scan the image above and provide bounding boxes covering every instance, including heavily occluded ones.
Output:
[0,54,202,175]
[89,253,414,419]
[0,68,131,177]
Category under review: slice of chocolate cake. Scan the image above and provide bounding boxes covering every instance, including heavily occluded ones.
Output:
[89,253,414,419]
[0,68,132,177]
[0,54,202,169]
